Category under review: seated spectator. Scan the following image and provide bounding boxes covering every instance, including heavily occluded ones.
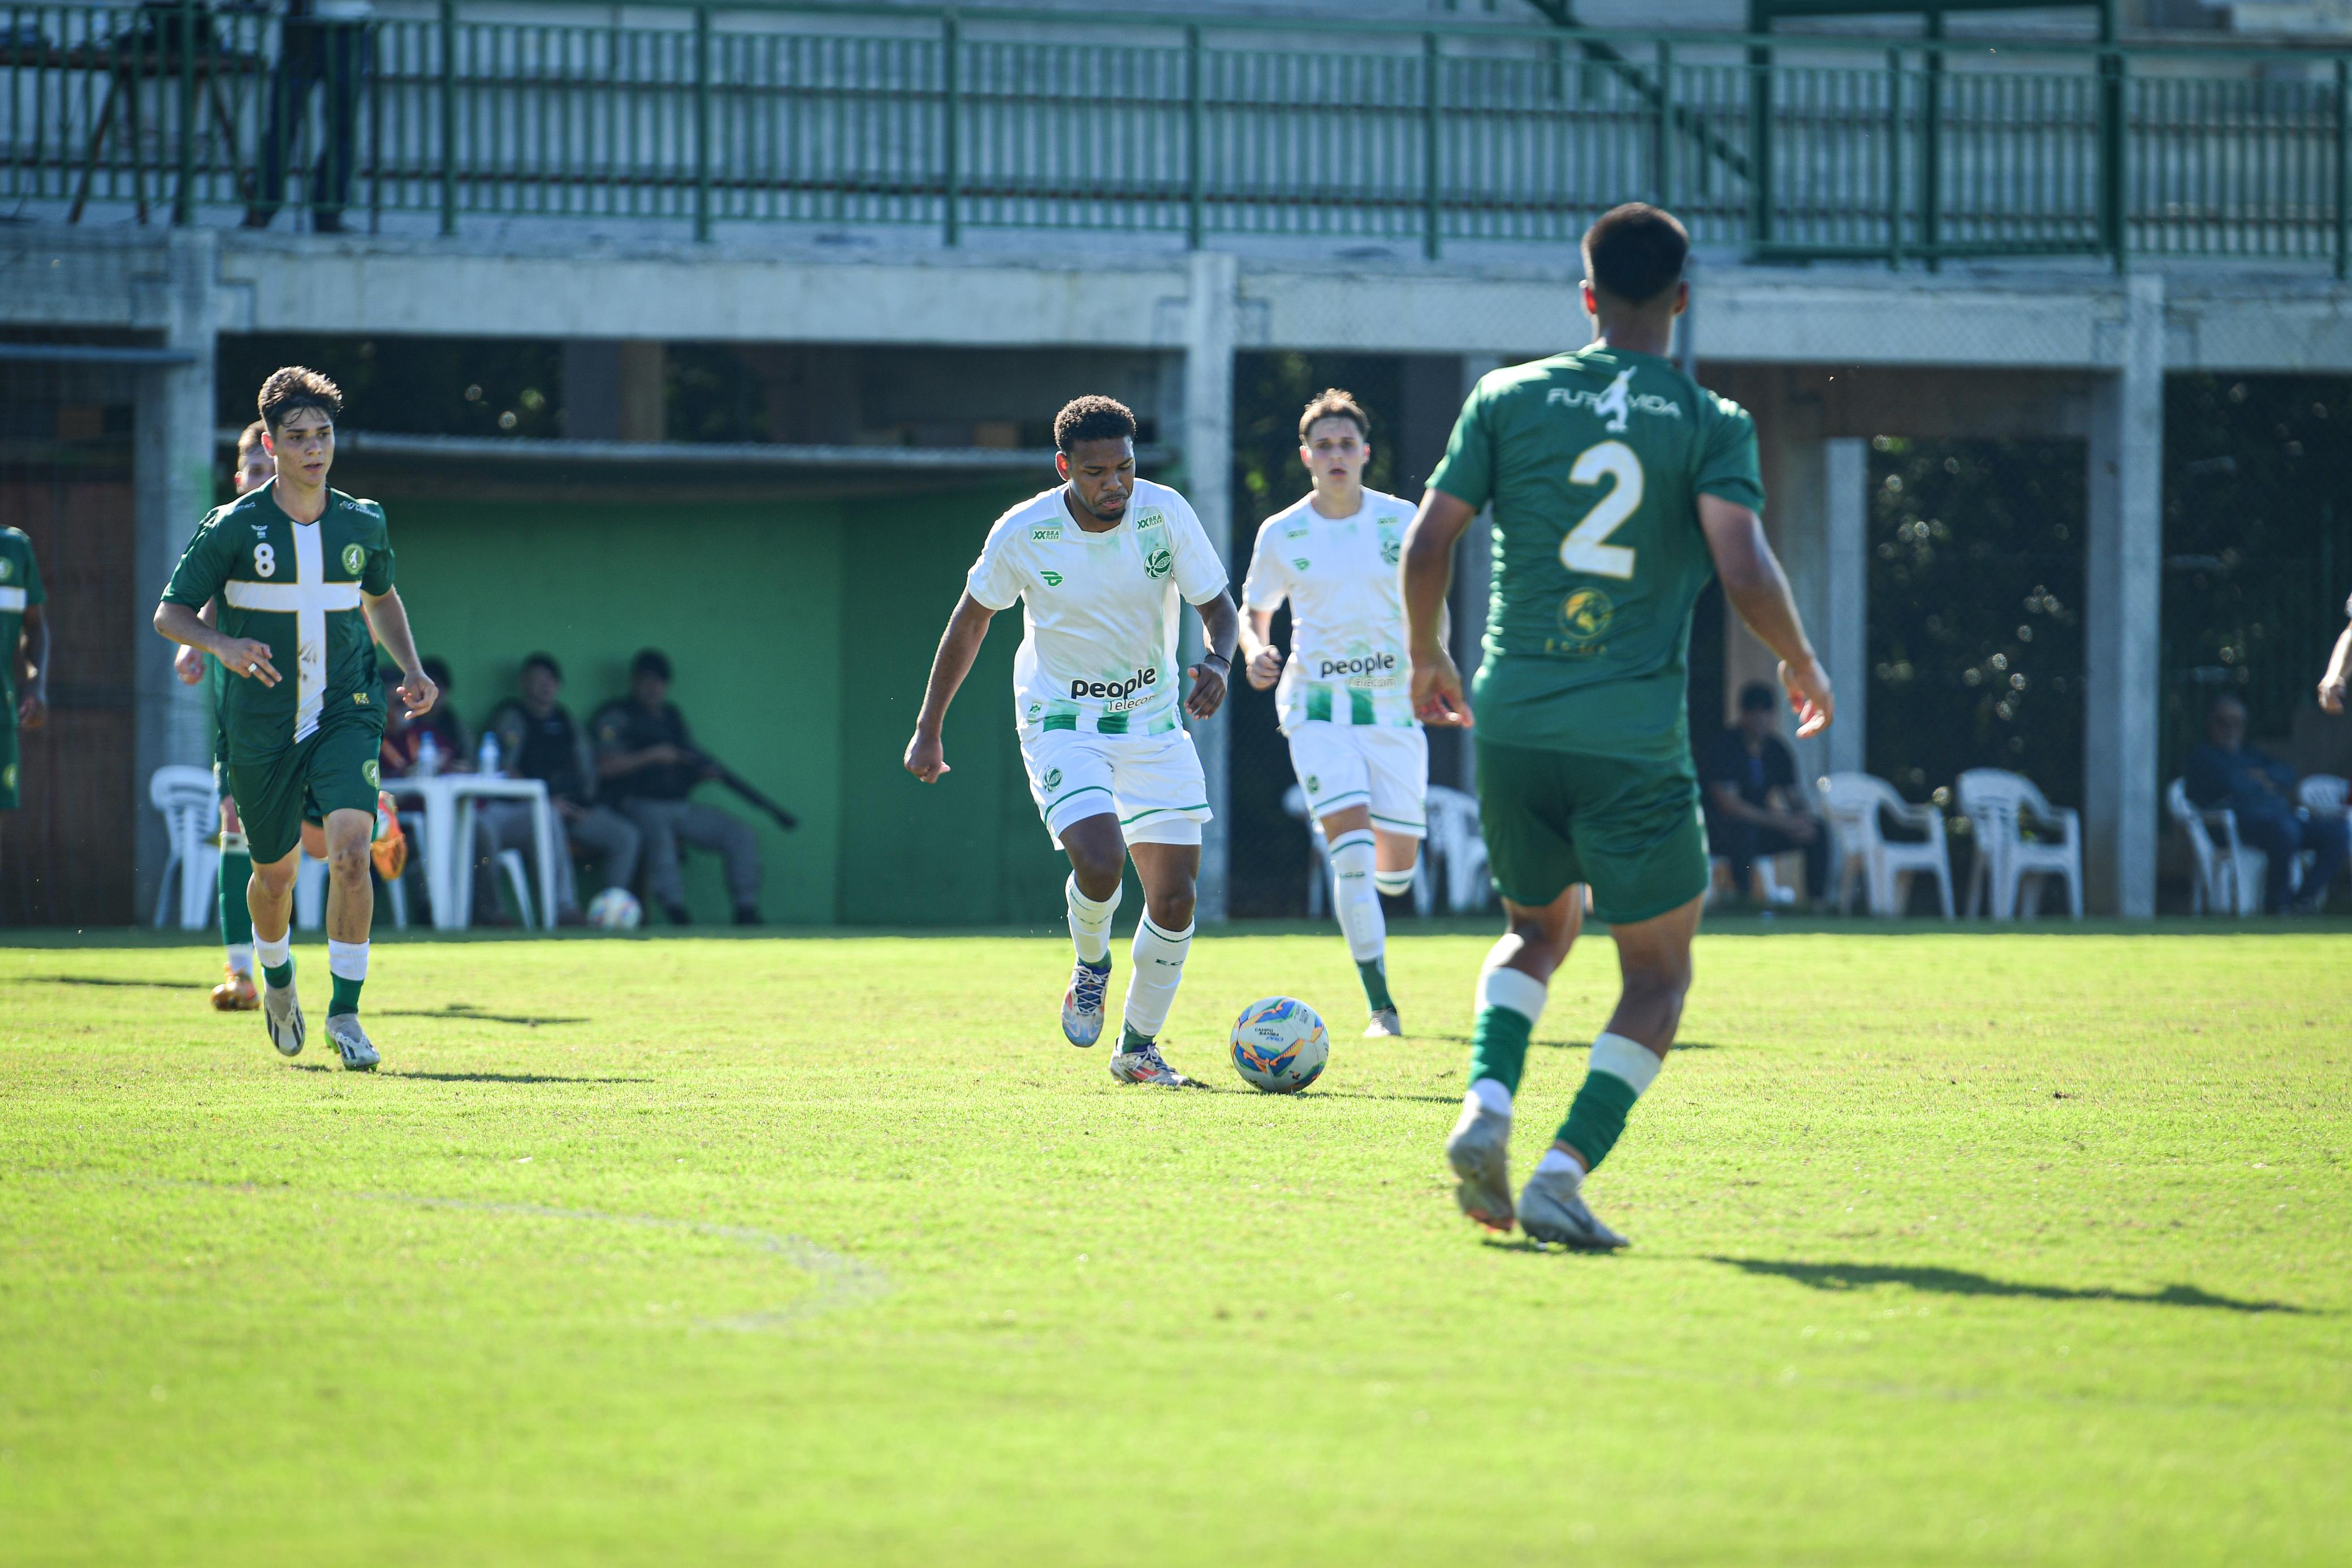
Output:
[2186,692,2346,913]
[592,649,762,926]
[1702,681,1829,904]
[482,653,642,926]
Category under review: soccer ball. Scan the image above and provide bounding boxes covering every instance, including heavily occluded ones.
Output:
[1230,997,1329,1094]
[586,887,642,931]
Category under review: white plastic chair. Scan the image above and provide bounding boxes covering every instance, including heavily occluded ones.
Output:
[1282,784,1434,917]
[1819,772,1955,919]
[149,765,220,929]
[2168,776,2265,916]
[1422,785,1493,913]
[1956,768,2084,920]
[454,842,538,930]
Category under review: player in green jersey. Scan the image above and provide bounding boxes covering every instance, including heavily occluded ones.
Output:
[1402,204,1834,1248]
[154,368,439,1071]
[0,521,51,859]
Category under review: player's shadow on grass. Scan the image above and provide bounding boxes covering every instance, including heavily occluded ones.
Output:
[376,1003,587,1028]
[1712,1257,2309,1315]
[1317,1090,1468,1106]
[19,975,204,990]
[286,1063,643,1084]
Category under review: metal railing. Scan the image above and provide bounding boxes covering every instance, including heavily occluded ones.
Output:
[5,1,2349,270]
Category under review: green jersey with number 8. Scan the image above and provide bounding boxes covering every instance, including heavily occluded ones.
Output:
[1428,344,1762,763]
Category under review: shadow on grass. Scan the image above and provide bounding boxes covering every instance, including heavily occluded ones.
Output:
[16,975,205,990]
[1712,1257,2310,1314]
[1315,1090,1465,1106]
[1530,1038,1720,1051]
[376,1003,587,1027]
[285,1063,640,1084]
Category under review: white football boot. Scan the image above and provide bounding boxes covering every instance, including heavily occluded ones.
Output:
[1109,1035,1197,1087]
[262,978,305,1058]
[323,1013,380,1072]
[1445,1099,1515,1232]
[1363,1007,1404,1038]
[1061,958,1111,1048]
[1516,1165,1629,1251]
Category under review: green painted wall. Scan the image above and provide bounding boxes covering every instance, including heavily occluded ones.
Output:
[378,481,1072,927]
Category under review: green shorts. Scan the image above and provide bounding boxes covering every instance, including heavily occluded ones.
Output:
[1475,736,1709,926]
[224,704,384,864]
[0,719,18,810]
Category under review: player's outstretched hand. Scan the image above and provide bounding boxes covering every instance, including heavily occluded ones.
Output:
[1779,655,1835,739]
[219,637,281,688]
[396,666,439,719]
[1246,644,1283,691]
[1185,659,1229,721]
[17,690,45,730]
[173,644,207,686]
[2322,673,2346,715]
[904,730,950,783]
[1411,647,1473,728]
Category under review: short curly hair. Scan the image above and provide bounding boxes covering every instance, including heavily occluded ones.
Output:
[1298,388,1369,444]
[1053,395,1138,454]
[257,366,343,433]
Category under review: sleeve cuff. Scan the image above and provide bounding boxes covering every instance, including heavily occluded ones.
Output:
[1182,578,1232,607]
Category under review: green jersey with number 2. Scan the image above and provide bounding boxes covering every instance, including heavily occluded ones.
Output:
[1428,344,1763,764]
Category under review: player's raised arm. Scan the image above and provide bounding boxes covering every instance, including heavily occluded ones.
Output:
[1401,488,1478,727]
[1696,493,1833,739]
[905,591,996,783]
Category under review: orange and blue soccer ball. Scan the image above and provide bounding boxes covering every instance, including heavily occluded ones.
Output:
[1230,997,1330,1094]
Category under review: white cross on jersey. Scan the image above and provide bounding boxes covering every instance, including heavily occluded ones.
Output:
[221,522,363,742]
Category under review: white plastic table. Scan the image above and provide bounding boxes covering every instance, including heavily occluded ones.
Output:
[383,776,557,931]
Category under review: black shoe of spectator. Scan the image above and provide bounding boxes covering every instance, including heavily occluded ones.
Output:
[733,904,762,928]
[664,902,693,926]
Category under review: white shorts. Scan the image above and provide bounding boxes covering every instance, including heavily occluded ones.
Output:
[1287,722,1428,838]
[1022,727,1212,849]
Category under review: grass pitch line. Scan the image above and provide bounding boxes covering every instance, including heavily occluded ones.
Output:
[40,1171,892,1329]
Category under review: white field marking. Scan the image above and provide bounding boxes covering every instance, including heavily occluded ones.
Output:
[222,524,362,742]
[42,1173,888,1329]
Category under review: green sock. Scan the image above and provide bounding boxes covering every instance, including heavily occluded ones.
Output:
[263,956,294,991]
[1121,1021,1154,1052]
[219,847,253,949]
[1464,964,1547,1096]
[330,973,364,1016]
[1357,958,1395,1013]
[1555,1032,1664,1174]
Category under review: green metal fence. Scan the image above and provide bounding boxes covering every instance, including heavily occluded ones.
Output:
[5,0,2348,270]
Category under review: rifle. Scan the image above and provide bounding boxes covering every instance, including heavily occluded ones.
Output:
[682,744,799,831]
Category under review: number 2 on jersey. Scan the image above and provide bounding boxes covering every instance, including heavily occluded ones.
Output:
[1558,440,1643,580]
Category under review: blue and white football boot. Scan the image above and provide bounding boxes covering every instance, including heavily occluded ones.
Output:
[1061,957,1111,1047]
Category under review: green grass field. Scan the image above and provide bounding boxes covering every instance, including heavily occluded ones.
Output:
[2,925,2347,1566]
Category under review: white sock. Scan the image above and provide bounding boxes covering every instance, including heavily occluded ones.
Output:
[1066,874,1121,966]
[253,931,291,972]
[1328,831,1386,964]
[1477,955,1549,1031]
[1589,1030,1663,1095]
[1373,866,1416,899]
[1465,1077,1514,1118]
[224,944,254,977]
[1534,1146,1584,1181]
[220,829,248,855]
[1121,915,1193,1041]
[327,939,370,983]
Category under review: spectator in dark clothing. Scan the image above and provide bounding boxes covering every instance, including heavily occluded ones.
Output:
[591,648,762,926]
[1702,681,1829,903]
[247,0,371,233]
[2185,692,2346,913]
[483,653,641,923]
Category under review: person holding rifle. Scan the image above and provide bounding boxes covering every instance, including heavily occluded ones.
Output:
[591,648,764,926]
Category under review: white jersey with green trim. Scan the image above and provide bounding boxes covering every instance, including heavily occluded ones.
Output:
[965,478,1229,738]
[1241,487,1417,734]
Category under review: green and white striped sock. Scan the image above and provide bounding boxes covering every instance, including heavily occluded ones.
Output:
[1554,1031,1663,1174]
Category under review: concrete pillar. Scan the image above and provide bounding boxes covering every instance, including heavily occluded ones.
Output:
[132,228,219,921]
[616,341,667,442]
[1453,355,1501,795]
[2083,275,2165,918]
[1823,437,1869,780]
[1183,250,1238,924]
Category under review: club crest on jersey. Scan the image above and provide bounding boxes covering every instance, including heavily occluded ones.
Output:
[1557,586,1616,649]
[1043,768,1062,791]
[363,759,381,789]
[1144,547,1173,579]
[341,543,365,574]
[0,558,11,581]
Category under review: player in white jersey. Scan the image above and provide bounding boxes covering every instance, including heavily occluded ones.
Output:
[906,396,1239,1086]
[1239,389,1426,1038]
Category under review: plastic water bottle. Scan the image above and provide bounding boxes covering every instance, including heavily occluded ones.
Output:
[417,730,442,778]
[478,730,501,777]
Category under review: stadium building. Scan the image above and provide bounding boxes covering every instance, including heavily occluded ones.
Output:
[5,0,2350,924]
